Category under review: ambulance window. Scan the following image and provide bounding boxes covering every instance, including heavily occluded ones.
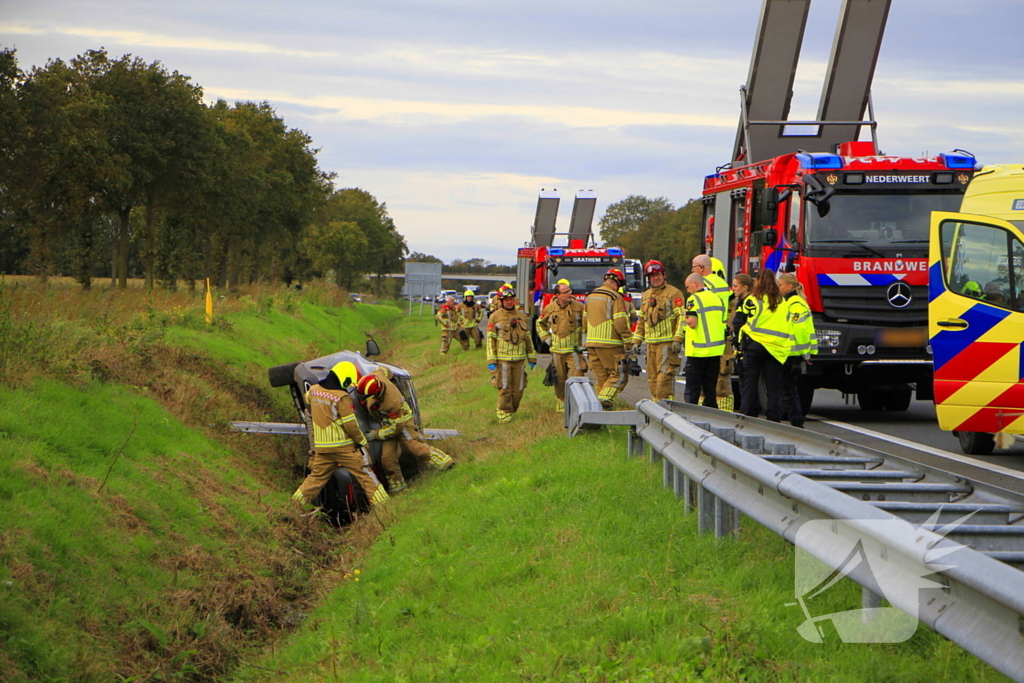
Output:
[939,221,957,277]
[947,221,1020,310]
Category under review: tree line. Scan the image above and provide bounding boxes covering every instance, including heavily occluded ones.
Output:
[0,47,406,291]
[598,194,703,287]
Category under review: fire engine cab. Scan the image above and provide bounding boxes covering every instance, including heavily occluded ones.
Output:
[701,0,977,413]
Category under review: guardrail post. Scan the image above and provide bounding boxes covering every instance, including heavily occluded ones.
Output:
[862,588,882,621]
[682,475,696,513]
[697,485,715,534]
[714,498,739,539]
[663,459,674,490]
[627,428,645,459]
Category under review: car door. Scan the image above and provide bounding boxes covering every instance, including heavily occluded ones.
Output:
[929,211,1024,433]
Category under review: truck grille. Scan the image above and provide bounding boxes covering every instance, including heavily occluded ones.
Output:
[819,285,928,325]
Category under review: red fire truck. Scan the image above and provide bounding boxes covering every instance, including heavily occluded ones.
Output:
[701,0,977,412]
[515,190,638,351]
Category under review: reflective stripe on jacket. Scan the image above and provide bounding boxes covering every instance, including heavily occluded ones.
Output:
[584,284,631,347]
[306,386,366,450]
[487,308,536,362]
[703,272,732,322]
[631,284,685,345]
[536,299,584,353]
[745,295,793,364]
[783,293,818,357]
[684,289,726,358]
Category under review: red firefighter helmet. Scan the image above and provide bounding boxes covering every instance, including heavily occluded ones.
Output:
[644,260,666,276]
[604,268,626,286]
[356,374,385,402]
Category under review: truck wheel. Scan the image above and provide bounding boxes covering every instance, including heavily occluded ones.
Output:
[268,362,299,388]
[884,386,913,412]
[798,377,815,416]
[858,390,885,412]
[957,430,995,456]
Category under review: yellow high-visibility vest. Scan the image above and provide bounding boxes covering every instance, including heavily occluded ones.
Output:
[684,289,726,357]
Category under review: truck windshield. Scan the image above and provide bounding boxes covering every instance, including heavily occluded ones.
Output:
[805,192,963,249]
[553,262,624,293]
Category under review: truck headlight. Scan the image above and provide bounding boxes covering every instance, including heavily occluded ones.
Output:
[817,329,842,350]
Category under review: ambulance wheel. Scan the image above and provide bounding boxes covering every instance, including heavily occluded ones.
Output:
[957,431,995,456]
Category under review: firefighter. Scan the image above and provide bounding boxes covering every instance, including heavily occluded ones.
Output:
[584,268,633,408]
[536,281,586,413]
[682,273,726,408]
[457,290,484,350]
[489,283,513,313]
[356,368,453,494]
[487,287,536,422]
[292,361,389,510]
[778,273,817,428]
[435,295,458,354]
[631,260,685,401]
[739,269,789,422]
[691,254,731,319]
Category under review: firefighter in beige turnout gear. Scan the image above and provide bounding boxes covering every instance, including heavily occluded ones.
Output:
[457,290,484,350]
[584,268,633,408]
[292,361,388,509]
[435,296,458,354]
[631,260,685,401]
[357,367,453,494]
[487,287,536,422]
[536,282,586,413]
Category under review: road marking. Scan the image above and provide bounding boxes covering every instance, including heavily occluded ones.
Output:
[811,416,1024,479]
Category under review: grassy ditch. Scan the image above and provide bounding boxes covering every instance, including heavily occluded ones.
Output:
[0,279,403,682]
[228,317,1007,683]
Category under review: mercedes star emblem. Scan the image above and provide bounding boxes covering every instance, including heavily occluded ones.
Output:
[886,281,912,308]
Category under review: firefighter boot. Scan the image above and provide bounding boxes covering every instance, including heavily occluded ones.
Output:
[387,475,408,495]
[556,398,565,414]
[496,408,514,423]
[428,446,454,471]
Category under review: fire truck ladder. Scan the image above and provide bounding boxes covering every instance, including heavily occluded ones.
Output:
[735,0,890,166]
[530,189,561,248]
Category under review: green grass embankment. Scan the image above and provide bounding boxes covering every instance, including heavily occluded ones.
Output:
[230,315,1007,683]
[0,282,403,682]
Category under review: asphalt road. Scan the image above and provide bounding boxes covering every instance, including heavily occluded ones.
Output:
[563,351,1024,481]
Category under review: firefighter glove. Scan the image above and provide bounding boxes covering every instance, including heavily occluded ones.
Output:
[365,430,379,442]
[671,341,682,355]
[488,363,497,372]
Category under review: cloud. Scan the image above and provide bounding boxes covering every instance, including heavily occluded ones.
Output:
[0,22,340,59]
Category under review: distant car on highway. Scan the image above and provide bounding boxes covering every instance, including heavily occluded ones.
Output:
[350,292,362,303]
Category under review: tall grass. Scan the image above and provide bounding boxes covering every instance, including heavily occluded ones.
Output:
[0,280,402,681]
[228,316,1006,683]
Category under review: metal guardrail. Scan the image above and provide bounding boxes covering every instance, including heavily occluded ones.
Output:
[230,421,460,441]
[566,391,1024,681]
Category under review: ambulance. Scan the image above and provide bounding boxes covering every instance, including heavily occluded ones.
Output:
[928,165,1024,454]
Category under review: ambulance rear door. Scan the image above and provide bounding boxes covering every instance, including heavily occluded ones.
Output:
[929,211,1024,434]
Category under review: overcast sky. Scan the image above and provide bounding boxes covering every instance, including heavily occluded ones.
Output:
[3,1,1022,264]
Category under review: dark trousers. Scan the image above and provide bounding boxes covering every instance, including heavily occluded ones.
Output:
[739,341,783,421]
[782,356,805,426]
[684,355,720,408]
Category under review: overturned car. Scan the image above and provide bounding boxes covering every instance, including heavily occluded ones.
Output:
[232,340,458,521]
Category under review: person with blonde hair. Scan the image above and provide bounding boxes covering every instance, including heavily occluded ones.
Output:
[739,270,787,421]
[778,272,816,427]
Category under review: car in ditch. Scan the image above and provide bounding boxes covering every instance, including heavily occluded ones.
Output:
[232,340,458,522]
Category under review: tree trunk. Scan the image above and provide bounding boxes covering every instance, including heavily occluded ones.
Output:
[77,223,93,291]
[116,205,132,289]
[143,194,156,292]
